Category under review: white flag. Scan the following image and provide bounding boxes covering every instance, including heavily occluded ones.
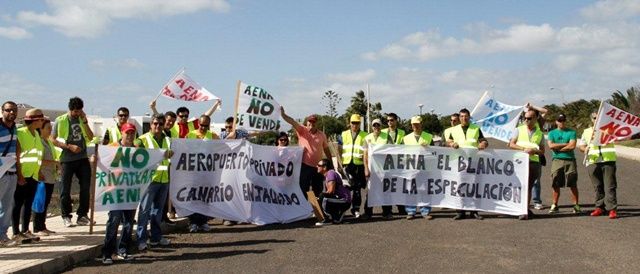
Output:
[470,92,524,143]
[235,82,282,132]
[160,70,219,102]
[593,102,640,145]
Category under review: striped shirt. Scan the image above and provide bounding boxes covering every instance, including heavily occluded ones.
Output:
[0,119,17,172]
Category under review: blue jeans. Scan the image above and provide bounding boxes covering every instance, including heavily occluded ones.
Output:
[137,183,168,244]
[0,174,17,240]
[406,206,431,216]
[103,210,135,257]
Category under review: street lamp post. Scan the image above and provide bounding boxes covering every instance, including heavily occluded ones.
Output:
[418,104,423,115]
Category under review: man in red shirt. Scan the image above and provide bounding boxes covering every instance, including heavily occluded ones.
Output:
[281,107,333,198]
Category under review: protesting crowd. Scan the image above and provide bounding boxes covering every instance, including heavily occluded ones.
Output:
[0,73,627,265]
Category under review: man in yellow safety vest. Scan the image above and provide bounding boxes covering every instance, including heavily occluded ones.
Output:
[509,109,545,220]
[102,107,137,145]
[339,114,368,219]
[404,116,434,220]
[579,112,619,219]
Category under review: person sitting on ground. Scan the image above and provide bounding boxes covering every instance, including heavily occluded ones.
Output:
[315,158,351,226]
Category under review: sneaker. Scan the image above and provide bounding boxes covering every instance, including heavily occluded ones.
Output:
[222,220,236,226]
[149,238,171,246]
[423,214,434,220]
[33,230,49,237]
[163,219,176,226]
[471,212,484,220]
[102,257,113,265]
[76,216,91,226]
[12,234,32,244]
[406,214,416,220]
[452,213,465,220]
[354,211,361,219]
[0,238,18,247]
[572,204,582,214]
[200,224,211,232]
[63,217,74,228]
[116,253,133,261]
[137,243,147,251]
[23,231,40,242]
[189,224,199,233]
[315,219,332,226]
[534,203,544,210]
[548,204,559,214]
[590,208,605,217]
[608,209,618,219]
[43,229,56,234]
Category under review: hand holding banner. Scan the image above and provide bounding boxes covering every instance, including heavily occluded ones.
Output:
[235,82,282,132]
[160,69,219,102]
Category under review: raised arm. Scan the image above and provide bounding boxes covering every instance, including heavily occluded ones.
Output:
[149,99,160,115]
[203,99,221,117]
[280,106,301,129]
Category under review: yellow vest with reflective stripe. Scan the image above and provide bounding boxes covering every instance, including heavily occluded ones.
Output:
[17,127,44,179]
[381,128,406,144]
[341,130,367,165]
[516,125,543,162]
[55,113,96,145]
[443,127,453,142]
[186,130,218,140]
[365,132,389,147]
[107,126,122,145]
[403,131,433,145]
[139,132,171,183]
[171,121,196,138]
[581,127,616,164]
[450,124,480,148]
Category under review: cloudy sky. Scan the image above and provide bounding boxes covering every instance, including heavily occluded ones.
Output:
[1,0,639,121]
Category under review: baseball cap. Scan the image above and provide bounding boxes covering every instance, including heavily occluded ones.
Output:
[410,116,422,124]
[120,123,136,134]
[350,114,361,123]
[371,118,382,126]
[556,114,567,122]
[24,108,45,121]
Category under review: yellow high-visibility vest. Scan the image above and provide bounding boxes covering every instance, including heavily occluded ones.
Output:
[403,131,433,145]
[516,125,543,162]
[138,132,171,183]
[450,124,481,148]
[581,127,616,164]
[381,128,406,144]
[186,129,218,140]
[341,130,367,165]
[17,127,44,179]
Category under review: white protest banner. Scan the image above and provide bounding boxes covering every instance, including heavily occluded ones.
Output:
[94,146,166,211]
[235,81,282,132]
[471,91,524,143]
[170,139,311,225]
[367,144,529,216]
[592,102,640,145]
[160,70,219,102]
[0,157,16,178]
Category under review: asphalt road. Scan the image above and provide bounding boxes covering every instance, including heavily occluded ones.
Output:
[66,151,640,273]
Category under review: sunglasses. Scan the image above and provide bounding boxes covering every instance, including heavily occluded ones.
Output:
[278,139,288,142]
[178,115,188,118]
[524,117,534,121]
[152,122,162,126]
[118,114,129,117]
[2,108,17,113]
[372,124,380,127]
[387,119,396,122]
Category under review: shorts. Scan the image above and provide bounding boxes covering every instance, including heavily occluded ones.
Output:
[551,158,578,188]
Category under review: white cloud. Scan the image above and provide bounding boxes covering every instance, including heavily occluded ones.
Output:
[0,26,32,39]
[89,58,146,70]
[327,69,376,83]
[15,0,230,38]
[581,0,640,21]
[553,55,582,71]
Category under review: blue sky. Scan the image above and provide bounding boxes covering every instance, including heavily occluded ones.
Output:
[1,0,639,122]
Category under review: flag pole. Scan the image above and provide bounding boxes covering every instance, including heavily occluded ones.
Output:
[470,90,489,117]
[232,80,241,133]
[89,144,99,234]
[154,67,186,101]
[583,100,604,166]
[366,84,371,133]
